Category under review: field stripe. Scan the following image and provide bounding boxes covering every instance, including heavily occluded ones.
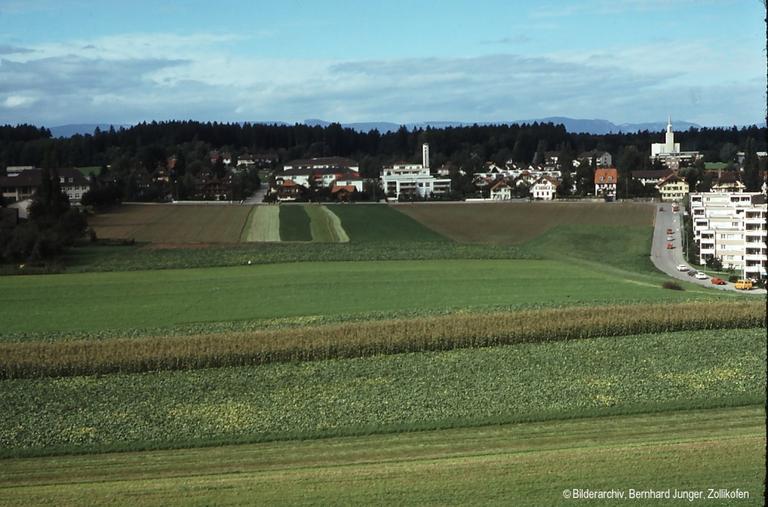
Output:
[241,206,280,242]
[306,205,349,243]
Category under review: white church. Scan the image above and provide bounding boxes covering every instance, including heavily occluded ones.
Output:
[650,117,702,168]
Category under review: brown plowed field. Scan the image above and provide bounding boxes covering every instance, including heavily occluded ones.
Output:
[396,202,655,244]
[89,204,252,243]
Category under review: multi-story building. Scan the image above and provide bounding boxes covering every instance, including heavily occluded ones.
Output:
[689,192,767,280]
[594,168,618,199]
[650,118,702,168]
[380,144,451,199]
[0,167,89,203]
[656,173,689,202]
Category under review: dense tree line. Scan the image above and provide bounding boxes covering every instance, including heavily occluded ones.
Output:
[1,121,765,202]
[1,166,87,263]
[1,121,764,175]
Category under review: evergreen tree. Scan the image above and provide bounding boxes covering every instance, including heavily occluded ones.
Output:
[742,138,761,191]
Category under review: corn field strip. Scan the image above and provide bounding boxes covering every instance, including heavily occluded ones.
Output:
[1,301,763,379]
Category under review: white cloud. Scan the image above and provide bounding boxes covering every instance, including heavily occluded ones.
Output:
[0,30,762,127]
[3,95,37,108]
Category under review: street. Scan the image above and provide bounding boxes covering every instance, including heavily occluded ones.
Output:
[650,203,766,294]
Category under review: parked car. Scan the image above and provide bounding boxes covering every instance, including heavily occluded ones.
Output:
[659,207,664,212]
[676,264,688,271]
[666,243,674,249]
[711,277,726,285]
[666,228,673,234]
[666,235,674,241]
[735,280,753,290]
[695,272,708,280]
[687,270,697,277]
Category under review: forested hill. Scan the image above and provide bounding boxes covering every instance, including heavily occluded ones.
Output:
[1,121,765,179]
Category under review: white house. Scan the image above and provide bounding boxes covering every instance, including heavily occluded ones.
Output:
[490,180,512,200]
[594,168,618,199]
[656,173,689,202]
[531,177,557,200]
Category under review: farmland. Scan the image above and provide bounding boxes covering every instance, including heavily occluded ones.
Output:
[1,328,764,455]
[88,204,251,243]
[3,200,765,504]
[396,201,654,244]
[89,203,445,245]
[0,406,763,506]
[0,260,733,336]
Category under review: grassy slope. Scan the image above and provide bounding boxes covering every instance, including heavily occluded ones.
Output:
[1,328,763,454]
[327,204,448,242]
[522,224,657,274]
[278,204,312,241]
[0,260,730,335]
[0,406,763,506]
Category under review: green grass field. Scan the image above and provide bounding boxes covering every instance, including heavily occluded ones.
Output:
[278,204,312,241]
[0,259,730,336]
[1,328,763,455]
[327,204,447,242]
[0,406,763,506]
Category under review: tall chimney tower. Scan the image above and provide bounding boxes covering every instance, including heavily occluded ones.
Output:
[422,143,430,169]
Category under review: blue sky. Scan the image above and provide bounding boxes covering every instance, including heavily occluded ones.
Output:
[0,0,764,127]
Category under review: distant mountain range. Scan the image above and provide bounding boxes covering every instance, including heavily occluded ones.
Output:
[48,117,764,138]
[304,117,705,135]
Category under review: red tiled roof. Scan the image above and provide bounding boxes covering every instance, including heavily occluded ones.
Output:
[594,168,618,184]
[331,185,357,193]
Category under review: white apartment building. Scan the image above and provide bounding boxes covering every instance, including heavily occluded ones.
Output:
[381,143,451,199]
[690,192,767,279]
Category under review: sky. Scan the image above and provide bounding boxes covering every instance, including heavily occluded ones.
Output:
[0,0,765,127]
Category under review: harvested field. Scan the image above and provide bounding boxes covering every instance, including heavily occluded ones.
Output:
[396,202,655,244]
[240,206,280,242]
[89,204,251,243]
[305,205,349,242]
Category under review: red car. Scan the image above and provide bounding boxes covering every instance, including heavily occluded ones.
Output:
[711,277,726,285]
[666,243,674,249]
[666,228,673,234]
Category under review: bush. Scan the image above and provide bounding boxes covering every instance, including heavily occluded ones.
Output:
[662,281,684,291]
[728,275,739,283]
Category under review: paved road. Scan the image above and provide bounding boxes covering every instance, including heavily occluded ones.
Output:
[243,184,269,204]
[650,203,766,294]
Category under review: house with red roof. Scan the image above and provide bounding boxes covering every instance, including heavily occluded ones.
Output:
[594,168,618,199]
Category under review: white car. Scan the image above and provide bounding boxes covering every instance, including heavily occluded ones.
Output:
[695,272,708,280]
[666,236,674,241]
[676,264,689,271]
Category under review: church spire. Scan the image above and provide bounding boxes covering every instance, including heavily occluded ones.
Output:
[667,115,672,133]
